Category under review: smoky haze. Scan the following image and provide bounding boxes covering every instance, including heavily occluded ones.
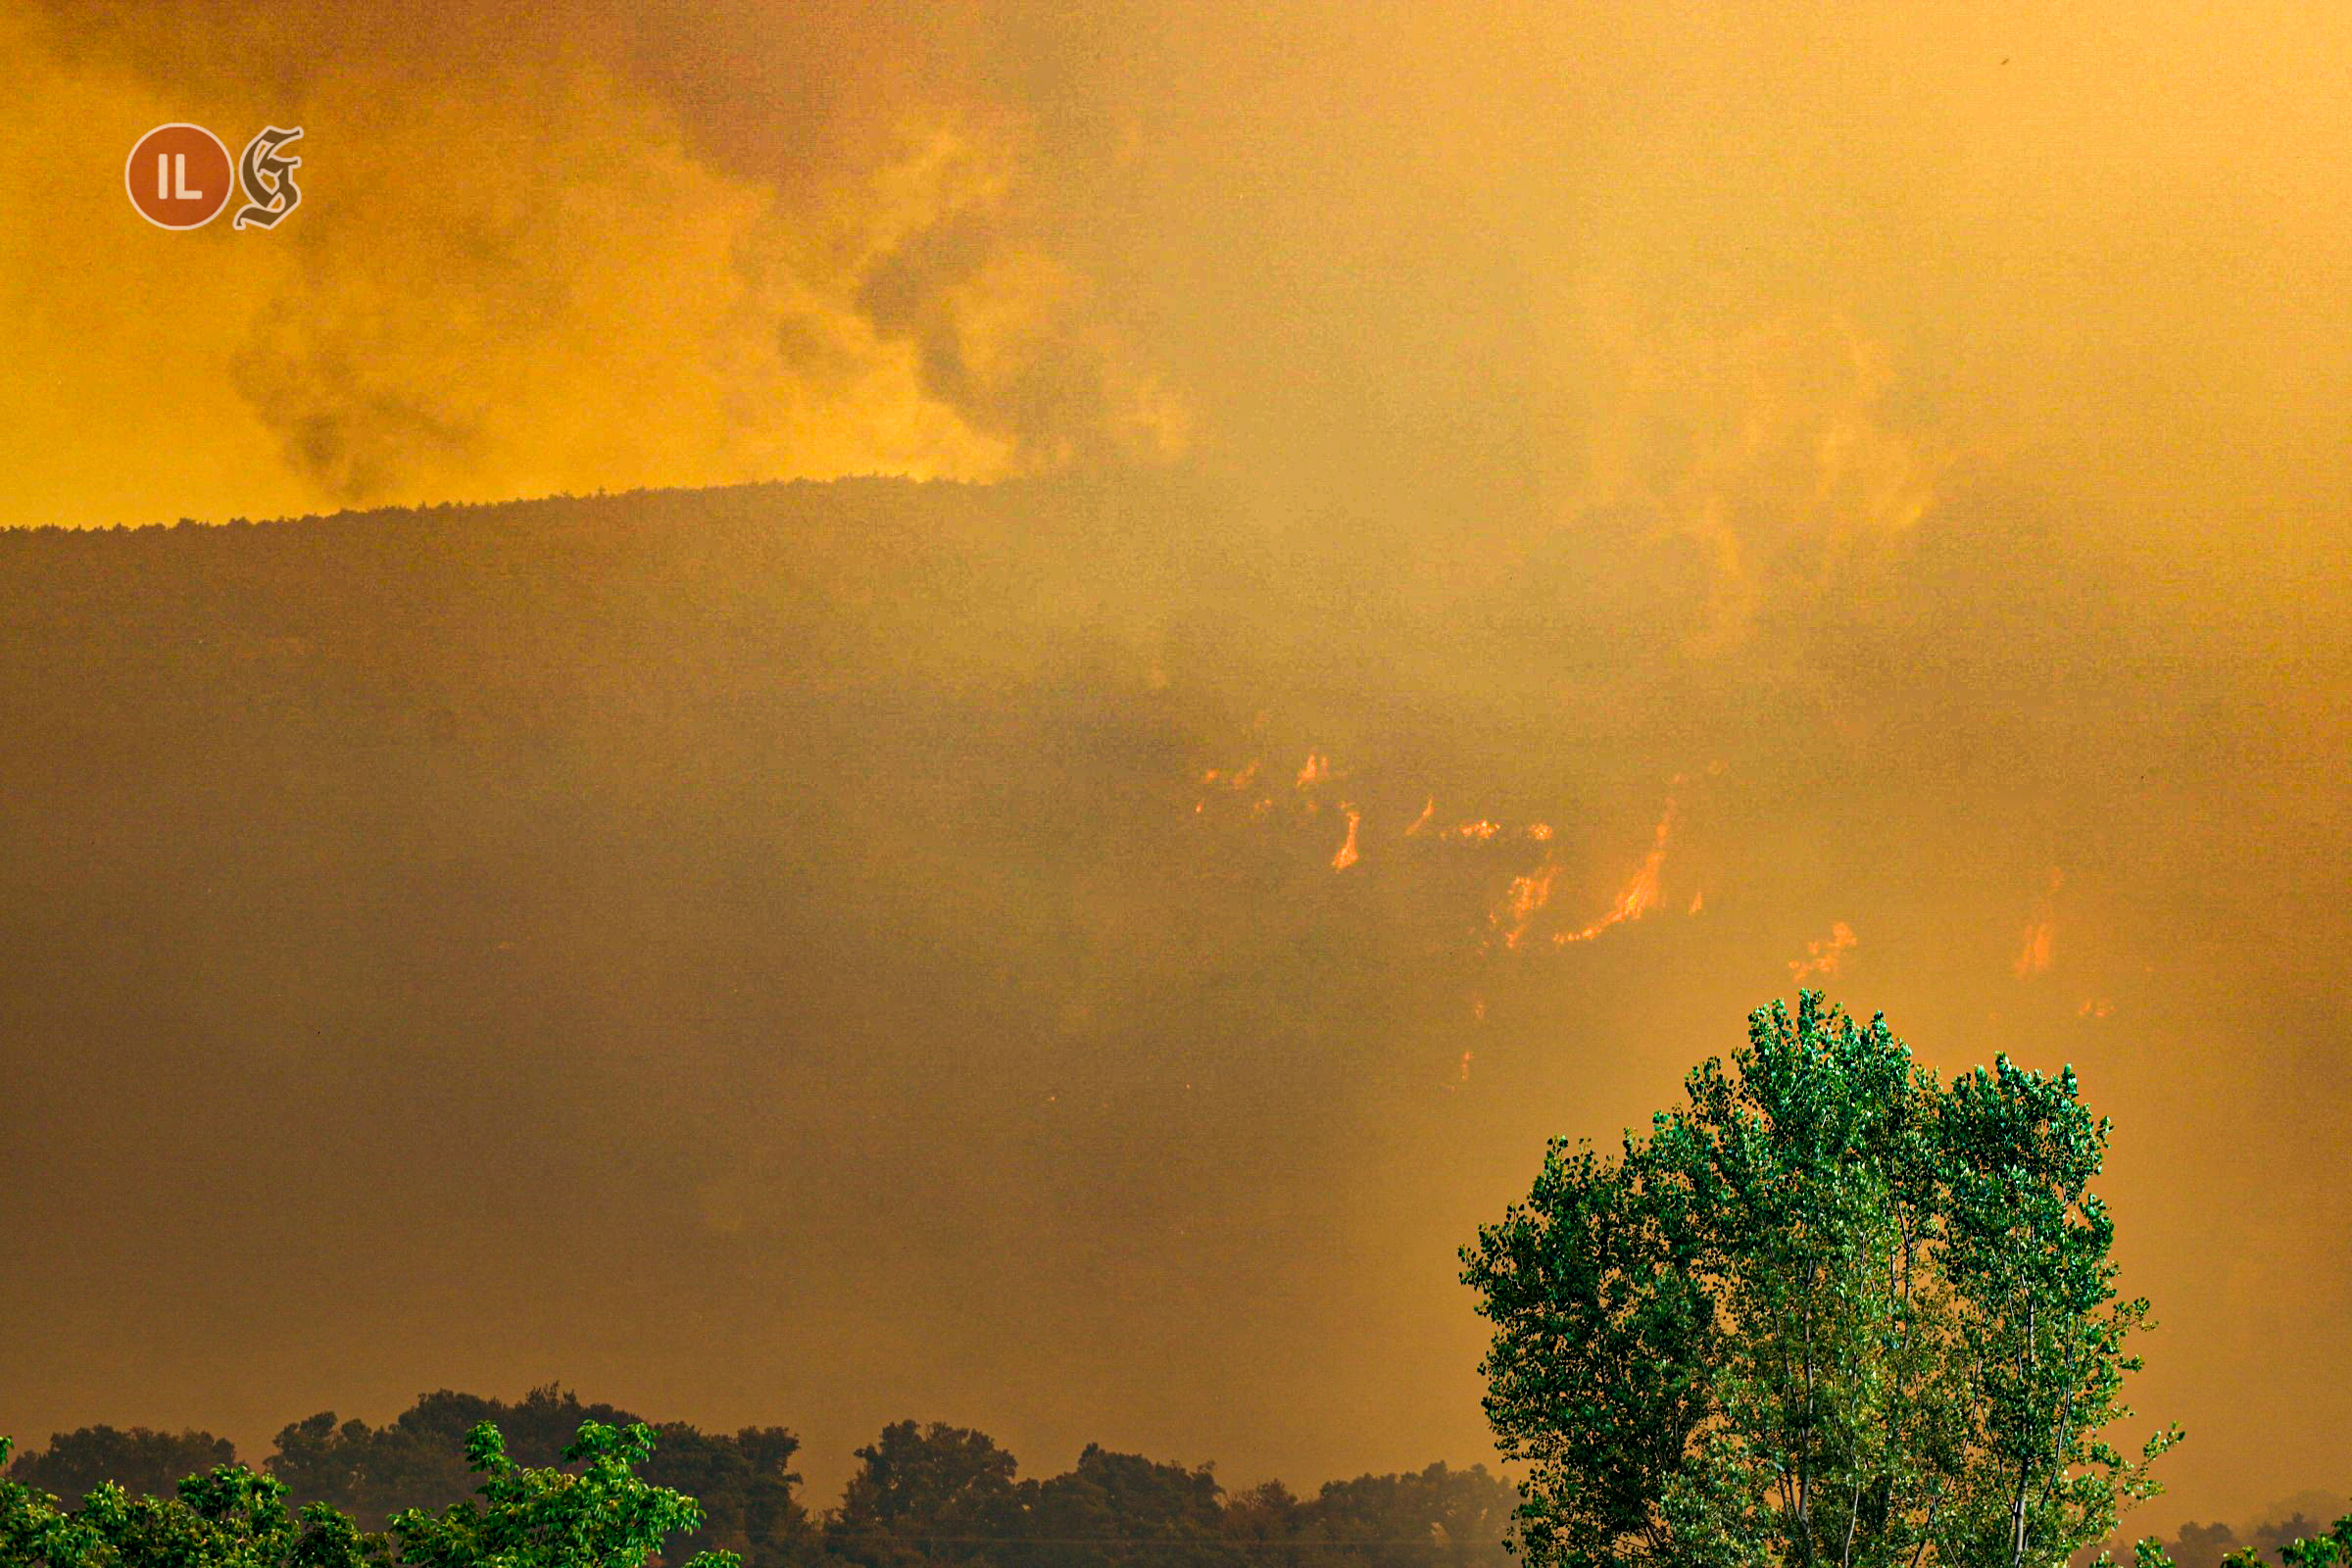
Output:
[3,0,2351,1539]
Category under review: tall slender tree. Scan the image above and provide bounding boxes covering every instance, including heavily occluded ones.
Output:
[1462,993,2178,1568]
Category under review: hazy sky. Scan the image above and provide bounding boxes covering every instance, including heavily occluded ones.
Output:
[3,0,2349,1538]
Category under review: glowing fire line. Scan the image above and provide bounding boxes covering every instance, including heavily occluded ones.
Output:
[1331,805,1361,871]
[1551,801,1675,946]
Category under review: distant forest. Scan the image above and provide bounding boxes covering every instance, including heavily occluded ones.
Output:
[5,1386,1517,1568]
[4,1387,2330,1568]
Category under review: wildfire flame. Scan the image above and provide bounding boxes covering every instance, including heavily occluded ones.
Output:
[1192,749,1716,961]
[1331,805,1362,871]
[1552,801,1675,946]
[1495,860,1561,950]
[1196,759,1261,813]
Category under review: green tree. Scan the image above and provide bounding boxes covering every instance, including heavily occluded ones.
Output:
[2278,1516,2352,1568]
[1460,993,2177,1568]
[263,1387,813,1565]
[268,1388,643,1531]
[1,1420,736,1568]
[0,1435,379,1568]
[1,1438,69,1564]
[2152,1507,2352,1568]
[2136,1511,2352,1568]
[386,1419,737,1568]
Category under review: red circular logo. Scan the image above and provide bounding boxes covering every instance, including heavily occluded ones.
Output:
[125,123,232,229]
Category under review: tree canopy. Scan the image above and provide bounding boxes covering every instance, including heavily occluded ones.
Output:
[5,1401,1519,1568]
[1461,992,2180,1568]
[5,1429,238,1511]
[0,1418,736,1568]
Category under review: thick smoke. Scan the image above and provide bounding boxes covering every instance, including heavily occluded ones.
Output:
[7,0,2352,1533]
[5,0,1181,521]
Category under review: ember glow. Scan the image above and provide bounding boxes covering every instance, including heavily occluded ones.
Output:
[1331,807,1362,872]
[1192,753,1711,959]
[1494,862,1561,952]
[1551,801,1676,948]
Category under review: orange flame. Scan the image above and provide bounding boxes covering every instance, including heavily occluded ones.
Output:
[1689,889,1705,915]
[2078,997,2113,1019]
[1196,759,1262,813]
[1495,860,1561,950]
[1788,920,1857,982]
[2013,868,2063,979]
[1191,749,1718,960]
[1553,802,1675,946]
[1332,805,1362,871]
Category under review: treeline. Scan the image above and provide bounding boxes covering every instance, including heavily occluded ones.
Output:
[2155,1516,2352,1568]
[5,1387,1516,1568]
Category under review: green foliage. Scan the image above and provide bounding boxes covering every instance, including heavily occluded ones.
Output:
[270,1391,635,1529]
[7,1401,1521,1568]
[1,1437,66,1565]
[0,1433,380,1568]
[2187,1513,2352,1568]
[2278,1517,2352,1568]
[0,1420,738,1568]
[263,1388,809,1565]
[1460,992,2179,1568]
[384,1420,736,1568]
[2152,1511,2352,1568]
